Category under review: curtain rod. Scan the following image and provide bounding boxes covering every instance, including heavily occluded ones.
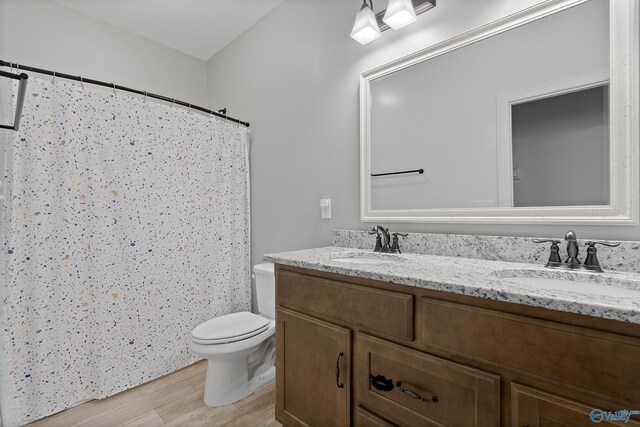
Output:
[0,60,250,128]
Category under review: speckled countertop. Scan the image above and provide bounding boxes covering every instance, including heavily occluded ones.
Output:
[264,246,640,325]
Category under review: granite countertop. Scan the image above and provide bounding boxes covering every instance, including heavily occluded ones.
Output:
[264,246,640,325]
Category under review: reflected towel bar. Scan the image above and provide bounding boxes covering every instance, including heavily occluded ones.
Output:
[0,70,28,131]
[371,168,424,177]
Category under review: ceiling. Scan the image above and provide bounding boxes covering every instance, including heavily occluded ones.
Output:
[50,0,285,61]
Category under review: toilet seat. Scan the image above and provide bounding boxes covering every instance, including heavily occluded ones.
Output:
[192,312,270,345]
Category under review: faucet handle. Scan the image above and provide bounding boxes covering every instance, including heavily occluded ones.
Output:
[585,241,620,248]
[390,233,408,254]
[532,239,561,244]
[371,234,383,252]
[584,241,620,272]
[532,239,562,265]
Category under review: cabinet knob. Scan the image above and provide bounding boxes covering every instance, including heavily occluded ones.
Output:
[335,352,344,389]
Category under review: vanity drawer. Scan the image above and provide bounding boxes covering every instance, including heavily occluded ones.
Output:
[355,333,500,427]
[421,298,640,403]
[277,270,414,340]
[511,383,640,426]
[354,406,397,427]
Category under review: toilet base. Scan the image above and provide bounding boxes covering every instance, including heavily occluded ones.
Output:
[203,357,248,406]
[248,365,276,394]
[202,359,276,407]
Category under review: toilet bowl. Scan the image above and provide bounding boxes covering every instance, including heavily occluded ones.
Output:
[189,263,276,407]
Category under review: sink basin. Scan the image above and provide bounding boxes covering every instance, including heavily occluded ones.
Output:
[501,277,640,298]
[330,254,405,265]
[331,257,394,265]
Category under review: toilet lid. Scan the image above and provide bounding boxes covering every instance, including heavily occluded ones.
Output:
[192,312,270,344]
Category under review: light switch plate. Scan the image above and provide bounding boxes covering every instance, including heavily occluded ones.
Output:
[320,199,331,219]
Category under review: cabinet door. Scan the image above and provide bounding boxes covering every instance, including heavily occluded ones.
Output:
[276,308,351,427]
[512,383,640,427]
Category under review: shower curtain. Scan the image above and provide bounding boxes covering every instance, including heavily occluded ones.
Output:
[0,77,251,426]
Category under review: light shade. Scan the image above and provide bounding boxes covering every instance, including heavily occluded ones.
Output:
[383,0,417,30]
[350,3,382,45]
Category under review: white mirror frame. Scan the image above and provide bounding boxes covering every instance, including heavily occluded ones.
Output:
[360,0,639,225]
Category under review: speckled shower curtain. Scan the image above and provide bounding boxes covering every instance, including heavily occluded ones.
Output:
[0,77,251,426]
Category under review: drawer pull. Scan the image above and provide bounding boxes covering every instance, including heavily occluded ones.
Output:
[370,374,394,391]
[395,381,438,403]
[336,352,344,389]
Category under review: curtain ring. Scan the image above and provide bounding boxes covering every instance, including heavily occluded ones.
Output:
[111,83,116,96]
[16,63,20,73]
[172,98,176,108]
[79,76,84,90]
[143,90,148,102]
[52,71,56,83]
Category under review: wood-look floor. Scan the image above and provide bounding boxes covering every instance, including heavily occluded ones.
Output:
[29,360,281,427]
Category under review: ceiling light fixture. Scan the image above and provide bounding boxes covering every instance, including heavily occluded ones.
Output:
[383,0,417,30]
[350,0,382,45]
[351,0,436,44]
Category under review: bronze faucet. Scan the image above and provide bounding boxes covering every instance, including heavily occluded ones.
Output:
[534,230,620,272]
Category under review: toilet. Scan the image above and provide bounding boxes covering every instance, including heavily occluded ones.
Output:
[190,263,276,406]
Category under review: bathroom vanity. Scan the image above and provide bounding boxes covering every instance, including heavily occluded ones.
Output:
[266,246,640,427]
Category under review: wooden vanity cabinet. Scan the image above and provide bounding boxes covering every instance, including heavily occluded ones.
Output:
[274,265,640,427]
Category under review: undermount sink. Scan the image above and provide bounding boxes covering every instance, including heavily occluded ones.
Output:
[500,276,640,298]
[330,254,405,265]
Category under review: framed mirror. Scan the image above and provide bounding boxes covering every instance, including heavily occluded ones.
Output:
[360,0,638,224]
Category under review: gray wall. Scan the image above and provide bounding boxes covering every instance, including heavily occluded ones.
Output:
[513,86,610,207]
[205,0,640,269]
[0,0,208,104]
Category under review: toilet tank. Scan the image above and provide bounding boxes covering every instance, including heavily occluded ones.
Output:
[254,263,275,319]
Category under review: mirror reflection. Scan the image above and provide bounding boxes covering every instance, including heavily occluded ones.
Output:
[369,0,610,210]
[512,85,609,207]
